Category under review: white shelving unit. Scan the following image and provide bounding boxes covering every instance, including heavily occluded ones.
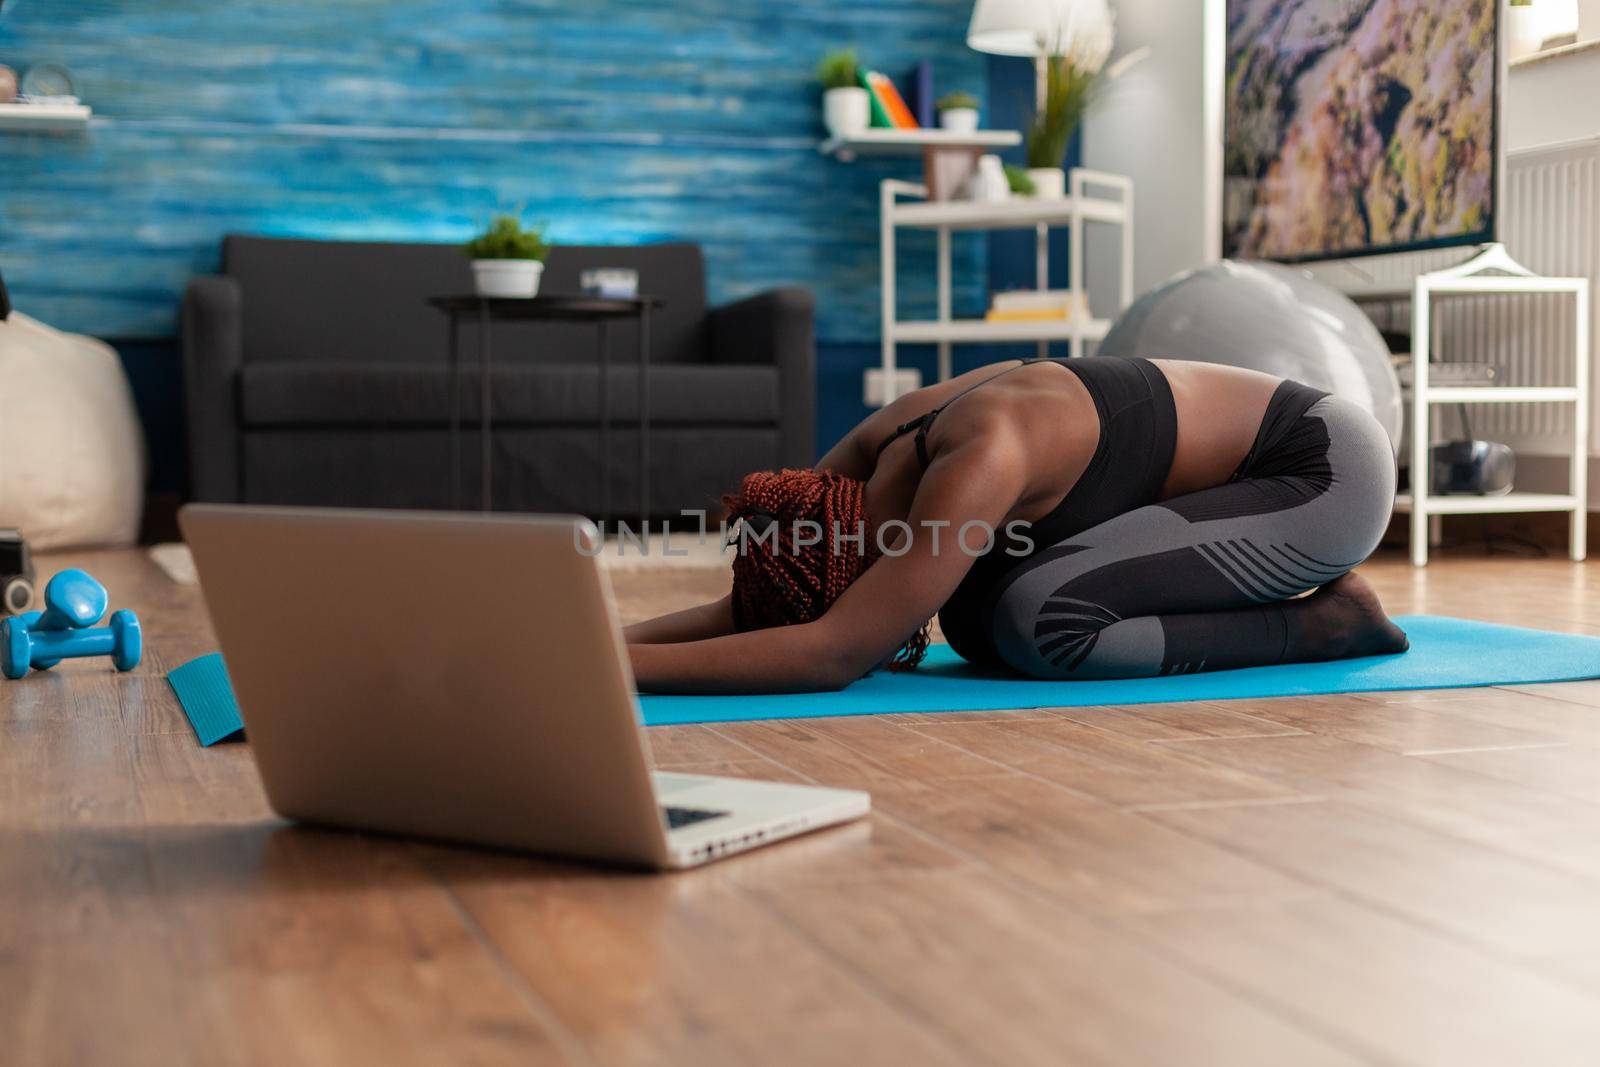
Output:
[891,317,1111,344]
[1373,244,1590,566]
[0,101,92,132]
[878,167,1133,403]
[820,128,1020,161]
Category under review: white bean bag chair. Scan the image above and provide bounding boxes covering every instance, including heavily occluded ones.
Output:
[0,311,145,549]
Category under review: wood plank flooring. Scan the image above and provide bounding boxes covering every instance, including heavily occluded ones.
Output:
[5,547,1600,1065]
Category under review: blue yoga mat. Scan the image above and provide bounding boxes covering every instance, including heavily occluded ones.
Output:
[169,616,1600,742]
[637,615,1600,726]
[168,652,244,746]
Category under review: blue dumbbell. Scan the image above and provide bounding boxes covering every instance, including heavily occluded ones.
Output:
[1,610,141,679]
[1,570,140,679]
[11,568,109,670]
[30,568,108,631]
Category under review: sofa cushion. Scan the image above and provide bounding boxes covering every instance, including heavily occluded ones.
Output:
[241,425,781,515]
[240,361,779,427]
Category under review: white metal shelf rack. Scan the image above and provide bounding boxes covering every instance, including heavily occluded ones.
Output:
[878,167,1133,404]
[820,128,1021,161]
[0,101,92,132]
[1376,244,1590,566]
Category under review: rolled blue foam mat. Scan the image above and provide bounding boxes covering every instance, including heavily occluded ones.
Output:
[168,652,244,746]
[636,615,1600,727]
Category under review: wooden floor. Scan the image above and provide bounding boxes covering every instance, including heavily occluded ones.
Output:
[8,547,1600,1065]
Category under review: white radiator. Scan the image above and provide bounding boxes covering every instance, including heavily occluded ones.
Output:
[1311,136,1600,457]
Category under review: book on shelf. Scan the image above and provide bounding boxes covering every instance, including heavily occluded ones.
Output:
[986,289,1087,321]
[984,308,1071,322]
[859,69,918,129]
[903,61,935,128]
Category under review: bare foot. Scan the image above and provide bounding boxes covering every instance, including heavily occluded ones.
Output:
[1285,572,1409,663]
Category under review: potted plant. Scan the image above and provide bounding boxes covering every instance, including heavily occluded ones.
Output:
[464,215,549,298]
[817,47,869,138]
[1024,53,1104,198]
[937,90,980,133]
[1003,164,1036,197]
[1506,0,1542,60]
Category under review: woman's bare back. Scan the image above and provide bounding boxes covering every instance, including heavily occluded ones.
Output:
[834,358,1284,529]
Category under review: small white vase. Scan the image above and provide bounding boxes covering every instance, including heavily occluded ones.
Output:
[1026,167,1066,199]
[472,259,543,299]
[939,107,979,134]
[1507,5,1542,59]
[972,154,1009,202]
[823,86,870,138]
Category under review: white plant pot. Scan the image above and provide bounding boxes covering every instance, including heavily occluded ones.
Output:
[1507,6,1542,60]
[1540,0,1580,44]
[939,107,979,133]
[1026,167,1066,199]
[823,86,870,138]
[472,259,543,299]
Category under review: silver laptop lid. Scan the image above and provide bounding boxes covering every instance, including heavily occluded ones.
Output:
[179,504,670,867]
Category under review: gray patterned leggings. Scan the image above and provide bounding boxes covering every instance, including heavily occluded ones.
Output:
[982,391,1397,679]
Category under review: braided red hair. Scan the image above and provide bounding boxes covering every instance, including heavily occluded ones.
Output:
[724,469,929,671]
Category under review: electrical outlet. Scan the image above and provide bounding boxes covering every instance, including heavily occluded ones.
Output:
[864,367,922,408]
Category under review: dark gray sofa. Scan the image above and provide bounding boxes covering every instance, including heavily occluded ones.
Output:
[182,235,814,518]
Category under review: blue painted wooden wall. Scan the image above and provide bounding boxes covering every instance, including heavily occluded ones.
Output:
[0,0,989,343]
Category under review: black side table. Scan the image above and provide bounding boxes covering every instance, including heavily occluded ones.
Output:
[427,294,661,519]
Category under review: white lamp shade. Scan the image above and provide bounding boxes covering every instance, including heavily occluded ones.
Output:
[967,0,1112,58]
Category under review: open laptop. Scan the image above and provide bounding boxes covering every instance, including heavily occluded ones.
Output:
[179,504,868,869]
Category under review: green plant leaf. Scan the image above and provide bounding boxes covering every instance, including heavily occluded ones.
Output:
[1025,55,1100,169]
[817,48,860,91]
[463,214,550,260]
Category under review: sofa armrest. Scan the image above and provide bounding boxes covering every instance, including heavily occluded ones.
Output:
[709,287,815,466]
[181,275,245,502]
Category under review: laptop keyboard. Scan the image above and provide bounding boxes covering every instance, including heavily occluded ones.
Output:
[663,805,730,830]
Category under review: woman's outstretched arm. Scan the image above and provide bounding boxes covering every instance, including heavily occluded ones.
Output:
[624,413,876,646]
[625,422,866,646]
[815,422,871,478]
[623,595,735,644]
[628,429,1025,693]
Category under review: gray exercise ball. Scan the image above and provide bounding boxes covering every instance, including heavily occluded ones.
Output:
[1099,260,1402,453]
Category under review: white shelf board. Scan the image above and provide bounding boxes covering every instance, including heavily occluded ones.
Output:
[1343,282,1414,301]
[0,101,92,131]
[820,128,1020,158]
[1392,492,1580,515]
[889,195,1127,231]
[1509,36,1600,69]
[1425,276,1588,295]
[891,318,1111,344]
[1424,386,1580,403]
[1345,278,1588,299]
